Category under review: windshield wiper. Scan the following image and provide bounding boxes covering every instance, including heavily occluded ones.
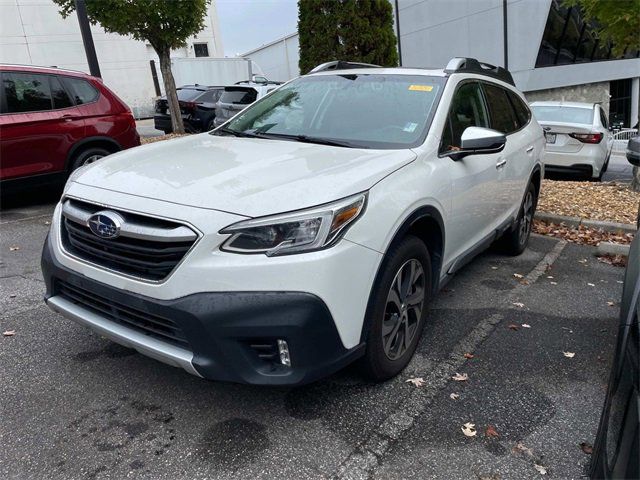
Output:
[263,133,358,148]
[213,127,265,139]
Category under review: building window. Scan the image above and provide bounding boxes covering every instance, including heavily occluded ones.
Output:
[194,43,209,57]
[535,0,639,67]
[609,79,632,129]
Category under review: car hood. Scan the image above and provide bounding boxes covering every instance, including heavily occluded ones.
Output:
[75,133,416,217]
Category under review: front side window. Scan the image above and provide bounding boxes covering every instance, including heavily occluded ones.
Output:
[223,74,445,149]
[440,82,489,153]
[483,83,519,134]
[3,72,53,113]
[63,77,99,105]
[531,105,594,125]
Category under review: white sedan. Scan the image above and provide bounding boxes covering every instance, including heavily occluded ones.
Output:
[531,101,613,180]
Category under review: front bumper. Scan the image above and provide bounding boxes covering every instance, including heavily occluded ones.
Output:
[42,236,365,385]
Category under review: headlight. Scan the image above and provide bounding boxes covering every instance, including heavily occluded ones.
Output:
[220,193,367,256]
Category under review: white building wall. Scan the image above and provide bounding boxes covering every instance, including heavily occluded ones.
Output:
[241,33,300,82]
[0,0,224,117]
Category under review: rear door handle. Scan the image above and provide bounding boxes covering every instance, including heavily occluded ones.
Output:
[496,158,507,169]
[62,114,78,122]
[526,146,534,153]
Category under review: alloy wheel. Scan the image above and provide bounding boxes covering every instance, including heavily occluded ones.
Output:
[82,154,104,166]
[519,191,534,245]
[382,259,425,360]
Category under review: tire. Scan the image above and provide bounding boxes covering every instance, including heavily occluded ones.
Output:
[360,235,432,381]
[70,147,111,172]
[498,182,537,256]
[163,129,172,135]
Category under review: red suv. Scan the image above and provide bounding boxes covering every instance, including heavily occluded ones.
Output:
[0,65,140,192]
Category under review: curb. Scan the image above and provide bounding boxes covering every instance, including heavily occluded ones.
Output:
[535,211,637,234]
[596,242,631,257]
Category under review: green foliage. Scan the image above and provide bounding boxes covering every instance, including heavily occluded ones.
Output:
[298,0,399,74]
[51,0,210,54]
[564,0,640,56]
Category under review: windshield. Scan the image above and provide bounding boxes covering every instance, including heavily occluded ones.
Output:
[219,74,445,149]
[531,105,594,125]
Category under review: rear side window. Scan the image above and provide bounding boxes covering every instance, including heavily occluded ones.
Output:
[50,76,73,109]
[440,82,489,153]
[63,77,99,104]
[599,108,609,129]
[3,72,53,113]
[220,88,258,105]
[483,83,519,134]
[507,90,530,129]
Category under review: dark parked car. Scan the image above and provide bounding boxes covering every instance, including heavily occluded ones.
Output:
[0,64,140,193]
[590,233,639,479]
[153,85,223,133]
[213,82,281,127]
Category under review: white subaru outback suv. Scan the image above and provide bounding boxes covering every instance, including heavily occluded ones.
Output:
[42,58,545,385]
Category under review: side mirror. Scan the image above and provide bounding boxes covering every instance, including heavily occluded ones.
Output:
[627,137,640,167]
[450,127,506,160]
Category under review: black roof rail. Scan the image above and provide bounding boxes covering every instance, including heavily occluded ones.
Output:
[443,57,515,86]
[234,80,283,86]
[309,60,381,74]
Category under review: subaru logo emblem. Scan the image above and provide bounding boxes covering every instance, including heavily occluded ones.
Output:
[88,211,123,239]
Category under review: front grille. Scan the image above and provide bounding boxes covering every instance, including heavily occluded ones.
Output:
[57,280,189,347]
[60,199,197,281]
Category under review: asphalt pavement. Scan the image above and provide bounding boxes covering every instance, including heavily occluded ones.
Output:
[0,196,625,479]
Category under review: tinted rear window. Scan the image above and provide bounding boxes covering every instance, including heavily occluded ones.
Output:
[177,88,204,101]
[220,88,257,105]
[531,106,594,124]
[483,83,519,134]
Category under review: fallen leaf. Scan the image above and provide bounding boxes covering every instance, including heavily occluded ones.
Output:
[512,302,525,308]
[587,282,595,287]
[485,425,499,438]
[490,266,498,270]
[508,324,520,331]
[463,353,474,359]
[617,280,624,284]
[9,246,20,251]
[44,221,51,225]
[534,463,547,475]
[521,324,531,328]
[513,273,524,279]
[9,294,17,298]
[513,441,534,456]
[546,275,554,279]
[580,442,593,454]
[550,281,558,285]
[406,377,425,387]
[450,393,459,400]
[519,279,530,285]
[578,258,588,264]
[452,372,468,381]
[461,422,477,437]
[607,301,615,307]
[563,351,575,358]
[3,330,15,337]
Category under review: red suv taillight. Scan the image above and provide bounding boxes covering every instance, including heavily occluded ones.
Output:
[569,132,603,144]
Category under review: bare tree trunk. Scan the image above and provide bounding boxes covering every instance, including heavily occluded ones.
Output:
[632,166,640,192]
[157,48,185,134]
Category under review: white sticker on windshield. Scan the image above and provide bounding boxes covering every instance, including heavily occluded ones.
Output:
[403,122,418,133]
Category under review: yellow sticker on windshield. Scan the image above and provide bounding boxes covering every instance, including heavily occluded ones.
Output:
[409,85,433,92]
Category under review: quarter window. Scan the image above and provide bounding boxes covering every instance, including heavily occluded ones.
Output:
[483,83,519,134]
[50,76,73,109]
[441,82,489,153]
[3,72,53,113]
[599,108,609,129]
[506,90,530,129]
[63,77,99,104]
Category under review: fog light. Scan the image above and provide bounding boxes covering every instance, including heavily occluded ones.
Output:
[277,339,291,367]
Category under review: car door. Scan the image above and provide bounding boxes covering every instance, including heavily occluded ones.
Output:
[482,82,531,222]
[0,71,85,181]
[441,81,502,263]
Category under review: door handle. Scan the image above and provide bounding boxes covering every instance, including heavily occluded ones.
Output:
[62,114,78,121]
[496,158,507,169]
[526,146,534,153]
